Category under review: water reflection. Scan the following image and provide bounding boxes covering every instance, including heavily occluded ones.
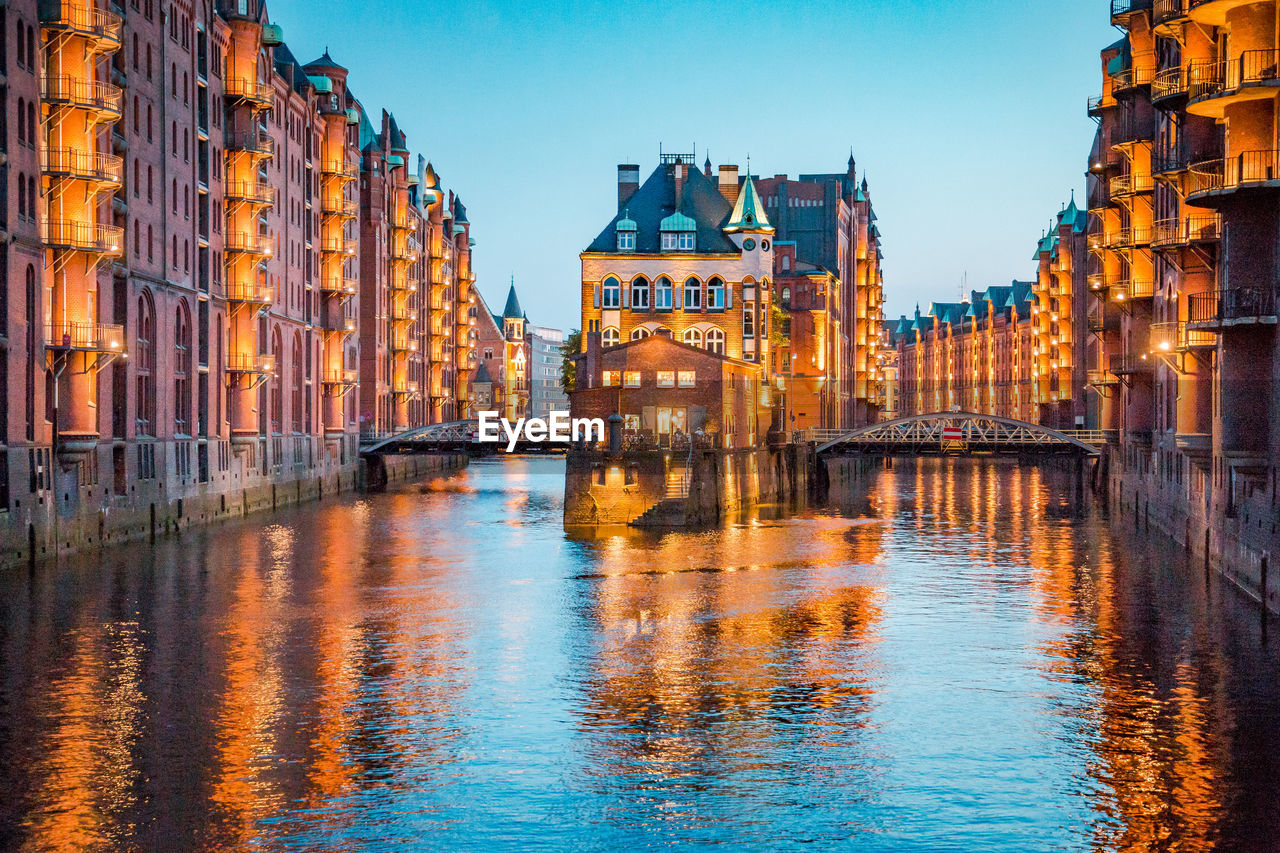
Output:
[0,456,1277,851]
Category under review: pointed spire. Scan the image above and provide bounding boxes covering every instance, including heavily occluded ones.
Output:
[725,172,773,233]
[502,280,524,320]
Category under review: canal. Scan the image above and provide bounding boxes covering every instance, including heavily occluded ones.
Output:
[1,456,1278,851]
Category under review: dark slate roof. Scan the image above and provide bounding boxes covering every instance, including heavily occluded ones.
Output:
[584,162,737,254]
[473,360,494,385]
[305,49,346,71]
[502,284,523,320]
[388,114,408,153]
[454,197,469,224]
[272,42,310,94]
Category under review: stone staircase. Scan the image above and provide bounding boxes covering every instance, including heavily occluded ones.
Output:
[630,465,689,527]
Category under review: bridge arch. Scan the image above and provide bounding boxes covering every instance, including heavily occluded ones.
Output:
[815,411,1100,456]
[361,420,478,452]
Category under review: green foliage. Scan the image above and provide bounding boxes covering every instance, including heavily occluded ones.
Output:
[560,328,581,393]
[769,303,789,349]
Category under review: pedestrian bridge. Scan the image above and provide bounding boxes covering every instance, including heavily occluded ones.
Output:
[361,420,479,452]
[808,412,1104,456]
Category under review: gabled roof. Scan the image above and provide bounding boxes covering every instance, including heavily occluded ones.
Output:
[305,49,346,72]
[473,360,494,385]
[584,162,738,254]
[725,175,773,232]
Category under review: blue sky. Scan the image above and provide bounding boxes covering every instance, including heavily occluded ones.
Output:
[269,0,1115,331]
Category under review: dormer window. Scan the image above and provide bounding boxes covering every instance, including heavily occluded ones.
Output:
[659,212,696,252]
[615,211,637,252]
[677,232,695,251]
[661,232,678,251]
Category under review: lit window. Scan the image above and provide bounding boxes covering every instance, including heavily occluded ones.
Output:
[631,327,650,341]
[706,328,725,355]
[602,277,620,309]
[624,371,641,387]
[602,327,620,347]
[683,328,703,348]
[655,276,673,310]
[657,371,675,388]
[707,277,725,310]
[678,371,696,388]
[677,232,695,251]
[631,276,649,310]
[743,302,755,338]
[616,231,635,251]
[602,370,620,387]
[683,278,701,310]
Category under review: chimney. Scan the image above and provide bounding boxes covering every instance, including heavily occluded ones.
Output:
[673,160,686,209]
[617,164,639,210]
[583,331,602,390]
[718,164,739,204]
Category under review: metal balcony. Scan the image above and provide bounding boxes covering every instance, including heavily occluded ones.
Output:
[1112,226,1153,249]
[1111,172,1154,197]
[1187,50,1280,118]
[223,78,273,111]
[41,75,122,121]
[1111,0,1154,23]
[1110,353,1155,375]
[1152,215,1221,248]
[1087,368,1121,387]
[320,238,357,256]
[321,368,359,386]
[43,219,123,255]
[1111,278,1155,302]
[224,281,273,306]
[227,352,276,375]
[321,316,357,336]
[1187,150,1280,204]
[1150,320,1216,352]
[224,181,276,206]
[224,231,273,256]
[390,334,417,353]
[41,148,123,187]
[226,130,275,158]
[389,305,414,323]
[39,1,123,51]
[1151,65,1189,104]
[1111,58,1156,96]
[321,160,359,182]
[45,321,125,353]
[321,198,358,219]
[1187,288,1278,330]
[1153,0,1189,34]
[320,276,357,296]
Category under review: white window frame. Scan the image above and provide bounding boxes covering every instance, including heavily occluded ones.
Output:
[655,277,673,310]
[683,328,703,348]
[602,277,621,309]
[743,301,755,338]
[677,231,695,251]
[707,279,724,310]
[706,328,725,355]
[661,232,678,251]
[683,279,701,310]
[616,231,635,251]
[631,277,649,310]
[602,327,620,347]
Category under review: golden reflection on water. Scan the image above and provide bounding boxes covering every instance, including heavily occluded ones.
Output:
[0,457,1271,850]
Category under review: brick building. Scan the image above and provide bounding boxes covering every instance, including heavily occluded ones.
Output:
[0,0,477,558]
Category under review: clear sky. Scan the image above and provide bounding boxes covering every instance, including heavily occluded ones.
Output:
[268,0,1115,332]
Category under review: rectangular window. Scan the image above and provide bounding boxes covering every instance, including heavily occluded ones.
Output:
[602,370,620,387]
[616,232,634,251]
[631,280,649,309]
[743,302,755,338]
[684,282,701,310]
[602,279,620,309]
[655,280,672,310]
[661,232,678,251]
[657,371,675,388]
[678,371,696,388]
[677,232,695,251]
[623,371,641,388]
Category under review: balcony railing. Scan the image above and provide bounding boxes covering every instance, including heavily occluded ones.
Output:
[226,130,275,158]
[39,1,123,48]
[390,333,418,352]
[1187,50,1280,104]
[1187,288,1278,328]
[321,160,359,181]
[1152,65,1189,101]
[1187,150,1280,200]
[225,281,273,305]
[1088,368,1120,386]
[43,219,123,255]
[321,368,359,386]
[45,321,125,353]
[41,148,123,185]
[1110,353,1155,375]
[1153,0,1188,26]
[321,199,358,218]
[1111,278,1155,302]
[1087,94,1115,116]
[224,181,276,206]
[1112,57,1156,93]
[1111,118,1156,147]
[319,276,357,295]
[320,238,357,256]
[1112,0,1154,19]
[227,352,276,374]
[1152,214,1221,247]
[1111,172,1154,196]
[224,231,273,256]
[1112,226,1153,248]
[41,75,122,119]
[223,78,273,110]
[389,306,414,323]
[321,316,357,336]
[1150,321,1216,351]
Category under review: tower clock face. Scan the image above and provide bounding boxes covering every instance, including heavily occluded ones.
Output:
[743,238,756,251]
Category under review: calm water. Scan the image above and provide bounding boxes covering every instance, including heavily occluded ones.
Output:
[2,456,1279,852]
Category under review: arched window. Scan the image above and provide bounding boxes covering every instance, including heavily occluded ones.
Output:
[706,328,726,355]
[781,286,791,307]
[601,276,620,309]
[136,293,156,436]
[683,277,701,311]
[630,276,649,310]
[291,333,303,433]
[683,328,703,348]
[707,277,725,310]
[270,328,283,434]
[174,302,191,434]
[655,327,673,338]
[602,327,620,348]
[655,276,673,310]
[630,327,650,341]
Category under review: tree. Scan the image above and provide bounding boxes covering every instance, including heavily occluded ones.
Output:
[560,328,581,393]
